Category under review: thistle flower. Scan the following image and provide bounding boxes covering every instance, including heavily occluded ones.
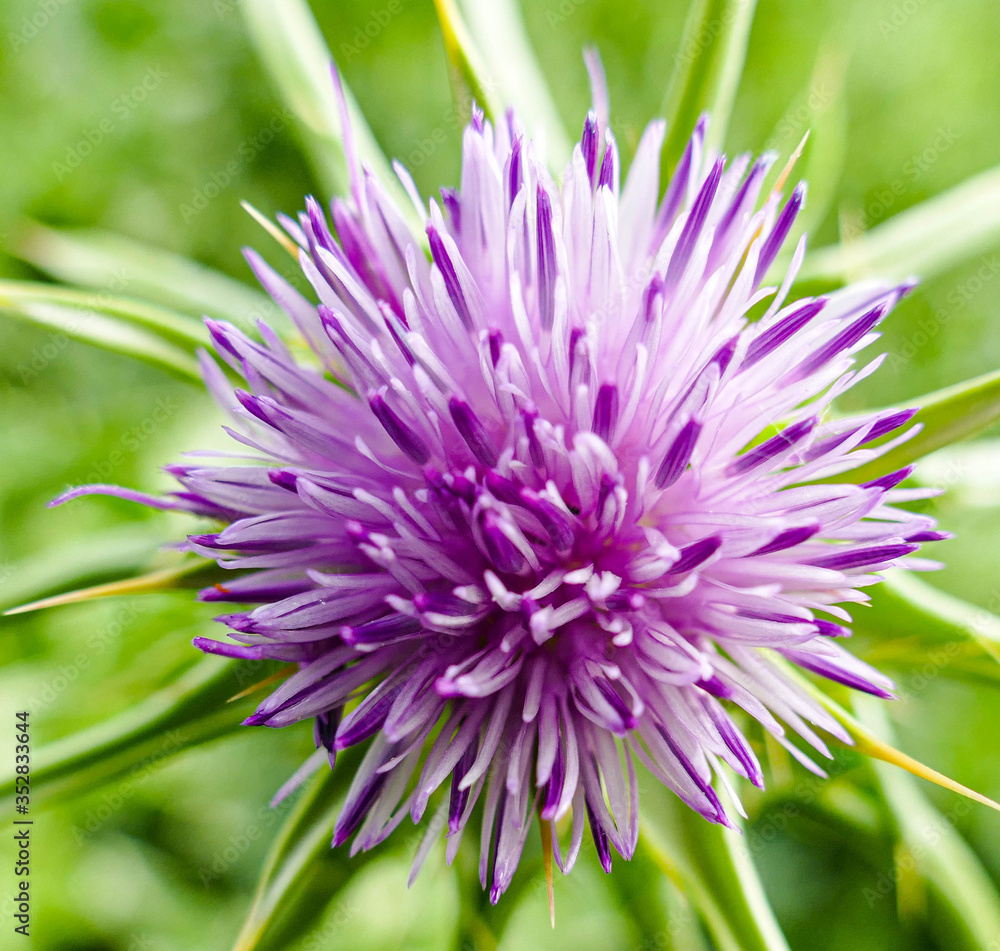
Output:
[58,101,944,901]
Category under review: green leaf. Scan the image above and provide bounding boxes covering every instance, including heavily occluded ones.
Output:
[455,0,572,168]
[857,698,1000,951]
[763,46,849,277]
[660,0,759,177]
[231,761,363,951]
[794,52,849,241]
[0,526,163,614]
[610,840,710,950]
[855,570,1000,672]
[239,0,419,234]
[11,221,275,333]
[0,280,204,380]
[769,656,1000,815]
[431,0,504,125]
[0,279,206,347]
[0,657,265,809]
[915,437,1000,509]
[826,366,1000,484]
[639,780,790,951]
[4,555,217,617]
[800,162,1000,283]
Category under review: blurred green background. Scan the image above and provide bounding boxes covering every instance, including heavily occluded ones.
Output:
[2,1,1000,949]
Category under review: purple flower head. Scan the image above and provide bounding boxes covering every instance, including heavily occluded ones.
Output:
[60,104,941,900]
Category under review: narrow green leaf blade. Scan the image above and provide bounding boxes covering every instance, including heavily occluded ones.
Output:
[432,0,505,124]
[916,437,1000,509]
[660,0,759,175]
[241,0,362,194]
[12,221,274,332]
[0,657,263,808]
[1,288,203,381]
[231,763,362,951]
[239,0,419,233]
[640,782,790,951]
[827,366,1000,483]
[858,698,1000,951]
[800,162,1000,283]
[858,570,1000,668]
[0,279,207,348]
[763,46,849,274]
[4,555,217,617]
[610,836,711,951]
[770,657,1000,815]
[456,0,572,168]
[0,526,163,614]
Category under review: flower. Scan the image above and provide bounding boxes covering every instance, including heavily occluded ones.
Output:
[58,101,945,902]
